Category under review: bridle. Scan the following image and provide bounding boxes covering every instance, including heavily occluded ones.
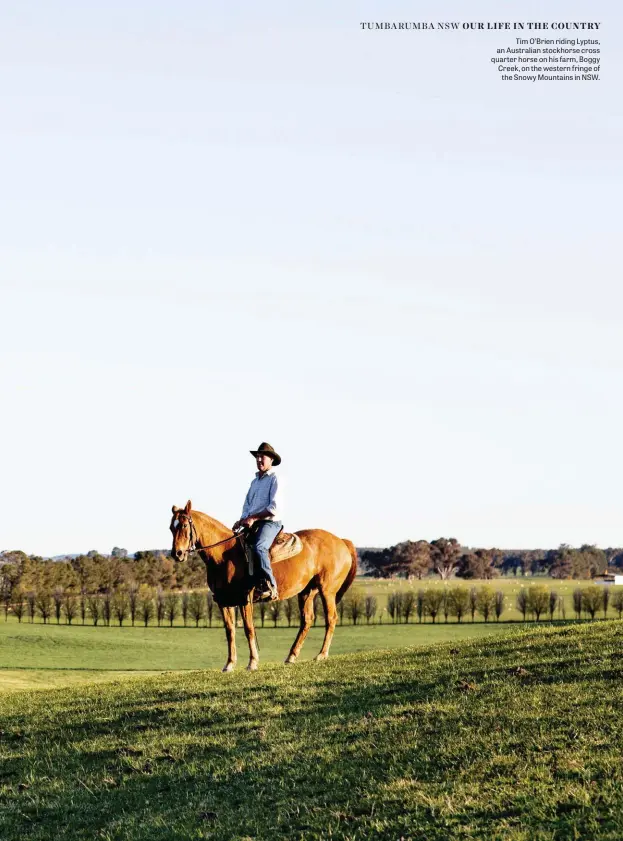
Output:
[173,511,244,556]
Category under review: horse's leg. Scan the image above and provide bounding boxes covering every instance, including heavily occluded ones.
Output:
[240,602,259,671]
[315,589,338,661]
[285,588,317,664]
[220,606,237,672]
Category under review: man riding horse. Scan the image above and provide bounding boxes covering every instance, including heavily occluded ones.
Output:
[232,442,282,602]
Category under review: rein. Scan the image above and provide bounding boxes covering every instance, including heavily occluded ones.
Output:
[194,533,242,552]
[174,512,243,554]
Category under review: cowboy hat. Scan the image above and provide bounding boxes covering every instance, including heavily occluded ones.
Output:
[250,442,281,466]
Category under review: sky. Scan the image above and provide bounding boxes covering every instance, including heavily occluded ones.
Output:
[1,1,621,556]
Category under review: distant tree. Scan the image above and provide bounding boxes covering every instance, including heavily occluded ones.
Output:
[364,595,377,624]
[113,590,130,626]
[27,591,36,623]
[423,589,445,624]
[469,587,478,622]
[442,590,450,623]
[139,591,154,627]
[387,592,401,624]
[401,591,416,624]
[516,589,528,621]
[256,600,267,628]
[344,592,364,625]
[181,590,191,627]
[526,585,549,621]
[611,589,623,619]
[494,591,505,622]
[550,544,574,579]
[389,540,431,579]
[88,595,101,626]
[111,547,128,558]
[548,590,558,622]
[476,586,496,623]
[357,547,393,578]
[338,596,346,624]
[430,538,462,580]
[269,600,283,627]
[609,552,623,571]
[602,586,610,619]
[572,588,583,620]
[156,589,166,626]
[557,595,566,620]
[458,550,500,580]
[581,586,602,620]
[577,545,607,580]
[188,591,205,627]
[128,582,140,626]
[36,590,52,624]
[164,592,179,627]
[206,592,215,627]
[80,589,87,625]
[102,590,112,626]
[53,587,64,624]
[284,597,295,627]
[0,563,18,620]
[12,588,26,623]
[552,545,607,580]
[416,589,425,624]
[447,587,469,623]
[63,592,78,625]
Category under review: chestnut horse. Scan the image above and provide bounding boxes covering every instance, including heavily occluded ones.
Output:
[170,500,357,672]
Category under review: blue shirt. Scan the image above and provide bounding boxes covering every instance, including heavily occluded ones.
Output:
[241,470,281,520]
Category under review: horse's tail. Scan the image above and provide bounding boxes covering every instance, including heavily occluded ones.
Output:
[336,538,358,603]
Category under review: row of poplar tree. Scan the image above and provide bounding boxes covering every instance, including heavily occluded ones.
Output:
[346,584,623,624]
[3,583,623,627]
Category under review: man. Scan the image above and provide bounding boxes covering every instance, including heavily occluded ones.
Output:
[232,442,282,601]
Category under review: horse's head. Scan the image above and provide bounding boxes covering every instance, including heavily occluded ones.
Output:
[170,500,194,562]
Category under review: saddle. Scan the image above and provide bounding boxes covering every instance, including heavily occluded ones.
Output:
[240,524,303,580]
[270,528,303,563]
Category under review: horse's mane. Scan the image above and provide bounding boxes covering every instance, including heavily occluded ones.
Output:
[191,509,232,537]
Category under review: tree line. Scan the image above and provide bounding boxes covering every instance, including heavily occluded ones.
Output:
[3,580,622,628]
[0,548,206,601]
[358,540,623,580]
[339,584,623,624]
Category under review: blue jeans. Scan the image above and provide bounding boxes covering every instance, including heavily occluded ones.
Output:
[249,519,281,589]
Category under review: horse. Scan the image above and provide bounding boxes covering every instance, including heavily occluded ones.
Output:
[170,500,357,672]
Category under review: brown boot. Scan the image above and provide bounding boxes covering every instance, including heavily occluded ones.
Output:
[257,583,278,602]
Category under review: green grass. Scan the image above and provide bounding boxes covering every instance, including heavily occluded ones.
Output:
[1,622,623,839]
[0,619,522,690]
[0,670,150,693]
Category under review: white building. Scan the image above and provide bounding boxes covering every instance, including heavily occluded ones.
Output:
[595,574,623,586]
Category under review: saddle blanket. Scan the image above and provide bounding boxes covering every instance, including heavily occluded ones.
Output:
[270,530,303,563]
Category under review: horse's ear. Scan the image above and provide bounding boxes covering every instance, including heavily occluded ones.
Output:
[185,500,192,514]
[172,505,180,514]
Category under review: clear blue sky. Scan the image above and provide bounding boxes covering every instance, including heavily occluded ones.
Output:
[1,1,621,555]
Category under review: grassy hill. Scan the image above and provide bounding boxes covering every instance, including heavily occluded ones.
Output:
[1,622,623,839]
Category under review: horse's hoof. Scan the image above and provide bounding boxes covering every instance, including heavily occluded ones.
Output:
[222,662,236,673]
[246,661,259,672]
[315,653,328,662]
[284,654,297,665]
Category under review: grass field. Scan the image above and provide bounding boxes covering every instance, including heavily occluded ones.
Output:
[1,622,622,839]
[0,618,525,691]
